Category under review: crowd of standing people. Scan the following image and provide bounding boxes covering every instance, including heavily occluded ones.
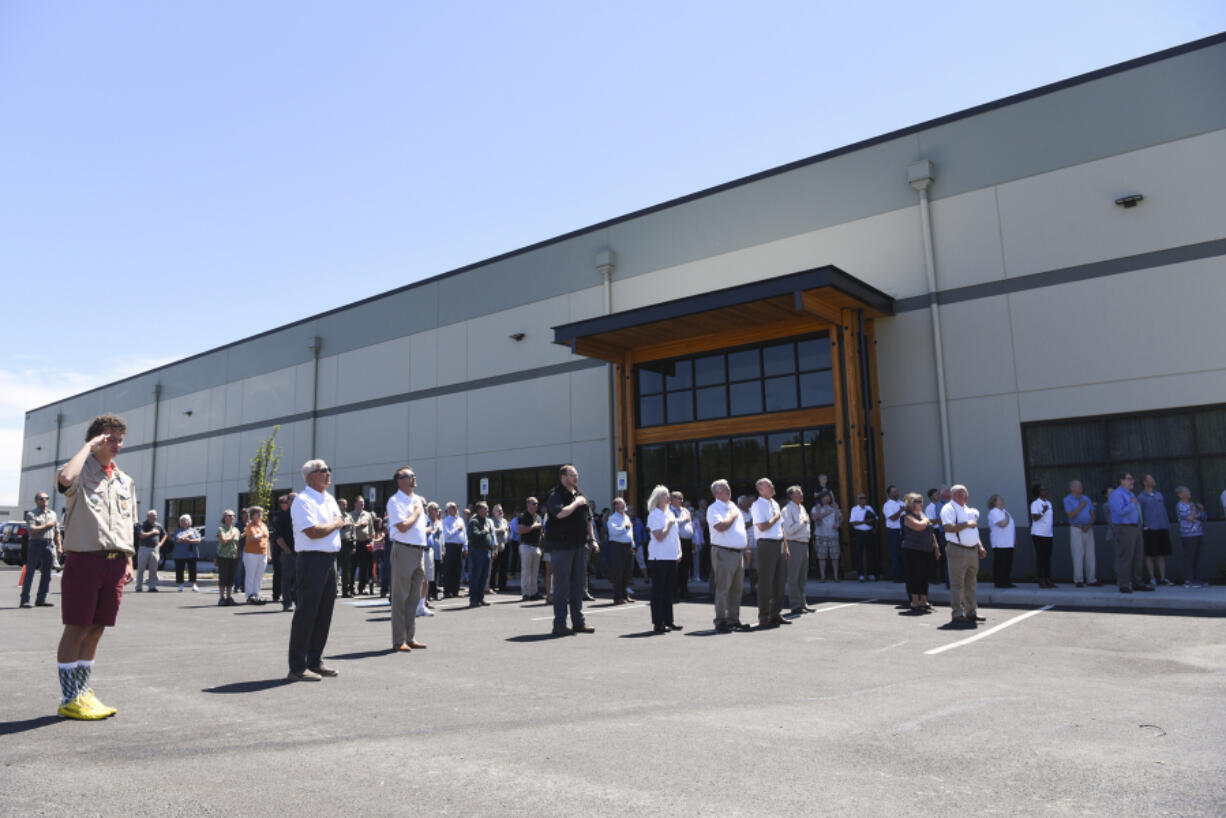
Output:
[24,410,1225,718]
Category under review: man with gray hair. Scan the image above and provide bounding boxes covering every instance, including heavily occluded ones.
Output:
[940,484,986,627]
[287,459,344,682]
[706,479,751,633]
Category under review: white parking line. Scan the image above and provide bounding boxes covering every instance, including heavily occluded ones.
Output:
[924,605,1054,655]
[344,599,390,608]
[531,603,645,621]
[810,598,878,613]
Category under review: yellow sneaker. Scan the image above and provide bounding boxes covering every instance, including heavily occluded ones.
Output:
[57,695,108,721]
[80,689,117,718]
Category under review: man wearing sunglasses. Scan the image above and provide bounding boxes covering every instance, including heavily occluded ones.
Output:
[286,460,344,682]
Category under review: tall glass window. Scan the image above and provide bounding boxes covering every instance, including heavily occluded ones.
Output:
[1022,404,1226,522]
[635,334,834,428]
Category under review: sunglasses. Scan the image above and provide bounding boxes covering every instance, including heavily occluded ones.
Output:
[396,473,416,480]
[312,467,332,474]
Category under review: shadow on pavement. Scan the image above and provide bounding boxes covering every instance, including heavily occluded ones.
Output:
[505,633,569,643]
[327,649,396,660]
[234,609,286,615]
[203,678,291,694]
[366,616,389,622]
[618,630,664,639]
[0,715,63,735]
[683,629,727,637]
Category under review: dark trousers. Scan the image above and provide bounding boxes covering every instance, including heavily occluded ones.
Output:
[271,548,282,600]
[700,540,712,580]
[1032,535,1053,580]
[469,548,491,605]
[355,546,373,592]
[887,528,903,581]
[216,556,237,590]
[1183,535,1203,583]
[233,551,246,591]
[852,531,880,577]
[175,558,198,585]
[550,545,587,629]
[21,542,55,604]
[649,560,677,628]
[279,548,297,609]
[379,546,391,595]
[443,543,463,596]
[338,541,355,595]
[607,541,634,602]
[902,548,934,598]
[676,539,693,599]
[994,548,1014,586]
[287,552,338,674]
[492,545,510,590]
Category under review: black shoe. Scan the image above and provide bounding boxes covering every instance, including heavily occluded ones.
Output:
[583,593,596,602]
[35,601,54,607]
[772,617,793,626]
[530,594,544,601]
[789,607,805,615]
[148,587,159,592]
[19,601,32,608]
[522,595,530,601]
[552,626,574,636]
[715,622,732,633]
[653,626,668,634]
[481,601,491,606]
[733,622,753,632]
[969,614,986,622]
[802,606,815,613]
[1075,582,1084,588]
[668,623,683,631]
[1087,581,1103,587]
[217,598,225,606]
[1135,584,1155,592]
[1119,587,1133,594]
[574,624,595,634]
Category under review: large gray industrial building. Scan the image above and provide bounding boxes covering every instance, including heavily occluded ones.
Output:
[20,34,1226,579]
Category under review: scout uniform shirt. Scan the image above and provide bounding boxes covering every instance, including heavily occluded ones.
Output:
[58,455,136,554]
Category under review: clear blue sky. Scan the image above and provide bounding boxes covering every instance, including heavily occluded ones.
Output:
[2,0,1223,504]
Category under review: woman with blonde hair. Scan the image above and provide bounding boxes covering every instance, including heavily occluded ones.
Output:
[646,485,683,634]
[215,510,241,607]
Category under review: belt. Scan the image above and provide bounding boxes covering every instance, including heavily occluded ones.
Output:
[29,538,53,545]
[712,544,745,553]
[948,542,979,549]
[77,550,126,560]
[1114,523,1139,527]
[394,541,427,549]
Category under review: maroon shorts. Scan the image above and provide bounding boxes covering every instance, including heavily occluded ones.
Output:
[61,551,128,628]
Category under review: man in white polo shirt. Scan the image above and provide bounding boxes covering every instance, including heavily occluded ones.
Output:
[751,477,791,629]
[387,467,429,653]
[287,459,344,682]
[706,479,751,634]
[940,484,987,628]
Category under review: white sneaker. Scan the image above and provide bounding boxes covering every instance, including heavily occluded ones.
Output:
[191,584,200,592]
[416,605,434,617]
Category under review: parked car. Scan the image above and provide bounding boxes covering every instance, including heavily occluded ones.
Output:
[1,521,28,566]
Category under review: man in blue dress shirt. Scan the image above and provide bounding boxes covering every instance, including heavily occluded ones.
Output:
[1108,473,1151,593]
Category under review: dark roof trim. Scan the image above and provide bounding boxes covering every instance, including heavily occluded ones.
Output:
[552,266,894,345]
[27,32,1225,415]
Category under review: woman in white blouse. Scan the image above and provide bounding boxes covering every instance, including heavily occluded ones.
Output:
[987,494,1016,588]
[646,485,683,634]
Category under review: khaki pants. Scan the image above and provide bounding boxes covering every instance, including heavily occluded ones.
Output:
[519,544,541,597]
[136,545,159,589]
[711,546,745,627]
[1069,527,1096,584]
[390,543,426,647]
[947,544,979,619]
[785,538,809,609]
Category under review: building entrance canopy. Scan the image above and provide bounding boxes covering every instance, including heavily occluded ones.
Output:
[552,266,894,512]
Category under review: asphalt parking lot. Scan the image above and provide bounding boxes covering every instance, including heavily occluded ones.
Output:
[1,567,1224,817]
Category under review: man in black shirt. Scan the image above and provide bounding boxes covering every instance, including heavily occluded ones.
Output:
[544,465,598,636]
[518,499,543,601]
[274,493,297,612]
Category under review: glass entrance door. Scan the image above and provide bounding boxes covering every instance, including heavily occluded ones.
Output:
[635,425,838,513]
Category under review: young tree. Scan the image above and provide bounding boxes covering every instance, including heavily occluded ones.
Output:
[248,426,281,514]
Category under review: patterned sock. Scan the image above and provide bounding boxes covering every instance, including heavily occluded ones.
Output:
[58,662,79,704]
[75,660,94,696]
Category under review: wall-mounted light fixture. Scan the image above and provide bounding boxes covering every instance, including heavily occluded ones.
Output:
[184,410,194,417]
[509,332,526,342]
[1115,194,1144,209]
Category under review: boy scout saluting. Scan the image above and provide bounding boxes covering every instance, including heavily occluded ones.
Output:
[53,413,137,720]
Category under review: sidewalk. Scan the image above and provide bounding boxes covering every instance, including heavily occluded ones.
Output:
[794,577,1226,613]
